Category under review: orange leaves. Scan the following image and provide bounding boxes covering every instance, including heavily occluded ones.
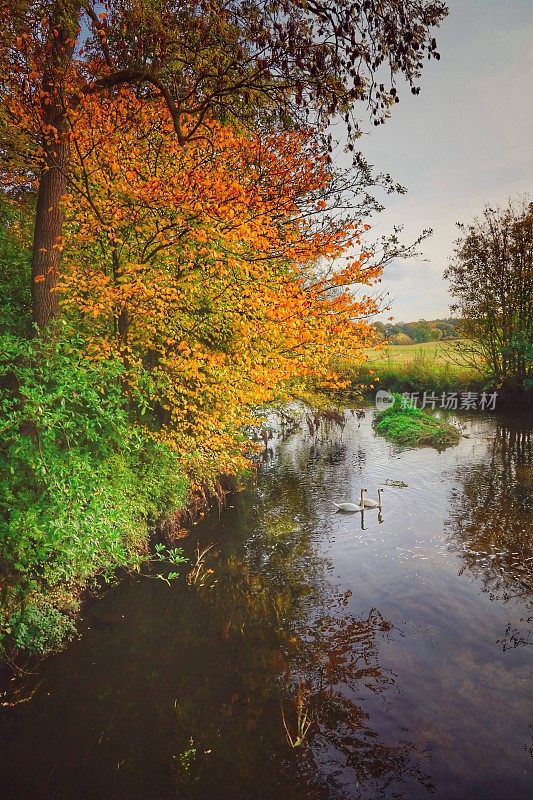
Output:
[57,91,383,480]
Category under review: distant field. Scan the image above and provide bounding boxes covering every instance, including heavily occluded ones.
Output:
[351,339,484,394]
[365,340,468,367]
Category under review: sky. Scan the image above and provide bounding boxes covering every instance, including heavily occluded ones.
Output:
[348,0,533,322]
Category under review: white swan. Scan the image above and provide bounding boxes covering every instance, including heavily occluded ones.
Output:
[334,489,365,513]
[361,488,383,509]
[333,501,363,513]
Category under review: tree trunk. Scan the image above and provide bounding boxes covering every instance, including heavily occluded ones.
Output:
[31,144,68,327]
[118,307,129,341]
[30,1,80,330]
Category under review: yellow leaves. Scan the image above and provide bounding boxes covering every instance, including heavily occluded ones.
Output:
[56,91,384,480]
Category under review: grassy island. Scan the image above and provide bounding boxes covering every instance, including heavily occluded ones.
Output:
[374,396,461,449]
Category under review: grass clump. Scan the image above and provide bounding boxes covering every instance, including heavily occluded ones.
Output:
[373,395,461,450]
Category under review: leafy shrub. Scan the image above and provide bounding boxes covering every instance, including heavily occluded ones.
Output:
[0,198,32,336]
[0,330,189,655]
[7,603,77,656]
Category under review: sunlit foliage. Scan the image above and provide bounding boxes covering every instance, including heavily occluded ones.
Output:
[59,91,383,479]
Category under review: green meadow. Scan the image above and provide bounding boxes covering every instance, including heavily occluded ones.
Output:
[351,340,486,395]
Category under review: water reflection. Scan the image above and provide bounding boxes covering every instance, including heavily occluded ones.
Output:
[0,417,432,800]
[169,551,431,800]
[0,411,531,800]
[173,444,434,799]
[446,418,532,603]
[445,415,532,674]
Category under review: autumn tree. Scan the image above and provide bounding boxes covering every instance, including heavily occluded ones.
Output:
[0,0,447,328]
[55,91,385,477]
[445,198,533,393]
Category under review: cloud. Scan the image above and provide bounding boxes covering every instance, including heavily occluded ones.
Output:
[343,0,533,322]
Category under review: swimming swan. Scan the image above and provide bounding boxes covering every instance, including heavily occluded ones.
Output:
[334,489,365,513]
[333,501,363,513]
[361,488,383,509]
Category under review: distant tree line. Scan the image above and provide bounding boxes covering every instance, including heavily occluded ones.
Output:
[374,318,461,345]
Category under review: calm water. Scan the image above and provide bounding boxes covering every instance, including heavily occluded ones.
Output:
[1,409,532,800]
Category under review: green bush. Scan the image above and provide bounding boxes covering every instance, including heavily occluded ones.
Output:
[0,198,32,336]
[0,330,189,655]
[6,603,77,656]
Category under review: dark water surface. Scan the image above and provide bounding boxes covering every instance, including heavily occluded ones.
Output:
[1,409,532,800]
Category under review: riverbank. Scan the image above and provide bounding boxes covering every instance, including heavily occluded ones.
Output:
[0,334,192,663]
[0,454,238,669]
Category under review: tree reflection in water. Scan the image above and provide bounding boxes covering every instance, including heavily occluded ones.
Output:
[171,421,433,800]
[445,416,532,646]
[1,412,531,800]
[172,552,433,800]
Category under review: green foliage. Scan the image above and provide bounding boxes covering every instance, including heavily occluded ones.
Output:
[445,199,532,393]
[501,332,533,390]
[154,543,189,585]
[374,394,461,449]
[0,197,32,335]
[6,603,77,656]
[0,330,189,655]
[177,738,197,774]
[391,332,414,345]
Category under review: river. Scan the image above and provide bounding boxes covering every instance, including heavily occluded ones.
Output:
[0,407,531,799]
